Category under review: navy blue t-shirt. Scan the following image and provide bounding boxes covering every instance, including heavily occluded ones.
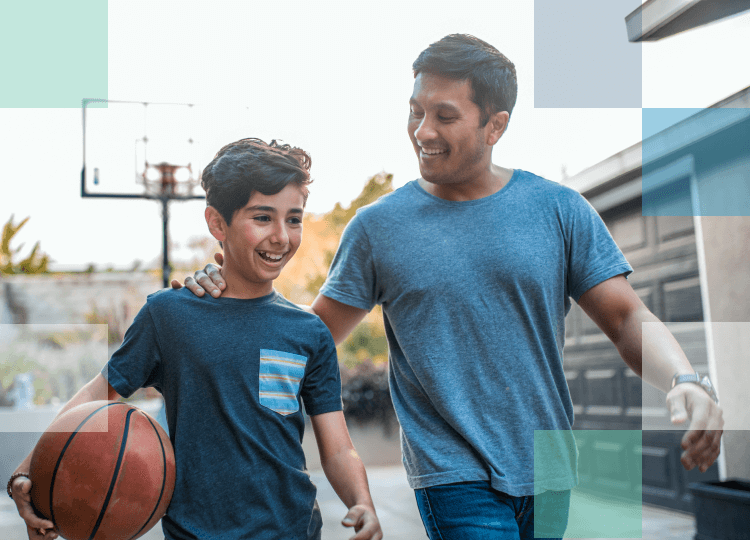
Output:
[102,288,342,540]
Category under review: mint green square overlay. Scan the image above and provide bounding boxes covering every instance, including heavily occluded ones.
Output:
[0,0,107,108]
[535,430,642,538]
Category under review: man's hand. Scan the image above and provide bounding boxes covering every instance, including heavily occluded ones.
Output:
[170,253,226,298]
[11,476,58,540]
[341,504,383,540]
[667,383,724,473]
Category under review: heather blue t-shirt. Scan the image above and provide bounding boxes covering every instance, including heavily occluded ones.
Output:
[320,170,632,496]
[102,288,342,540]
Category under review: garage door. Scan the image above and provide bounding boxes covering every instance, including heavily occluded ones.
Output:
[564,195,719,512]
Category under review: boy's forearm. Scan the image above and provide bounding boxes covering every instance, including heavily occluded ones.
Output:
[311,411,376,510]
[320,446,375,510]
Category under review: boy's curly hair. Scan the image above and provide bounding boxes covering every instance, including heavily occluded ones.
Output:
[201,138,312,225]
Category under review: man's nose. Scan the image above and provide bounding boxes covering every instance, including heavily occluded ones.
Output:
[414,115,437,144]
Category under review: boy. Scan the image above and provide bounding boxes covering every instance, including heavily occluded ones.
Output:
[9,138,382,540]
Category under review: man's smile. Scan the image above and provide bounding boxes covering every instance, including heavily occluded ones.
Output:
[419,146,449,161]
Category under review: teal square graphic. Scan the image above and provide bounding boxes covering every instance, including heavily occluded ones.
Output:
[535,430,642,538]
[642,108,750,216]
[0,0,107,108]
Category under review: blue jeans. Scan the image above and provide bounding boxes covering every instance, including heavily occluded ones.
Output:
[414,481,570,540]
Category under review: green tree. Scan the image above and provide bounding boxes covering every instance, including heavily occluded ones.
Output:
[305,172,393,296]
[305,172,394,368]
[0,215,50,275]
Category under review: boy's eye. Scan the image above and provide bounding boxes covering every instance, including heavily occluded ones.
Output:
[288,217,302,225]
[253,215,271,222]
[438,116,454,122]
[410,109,424,118]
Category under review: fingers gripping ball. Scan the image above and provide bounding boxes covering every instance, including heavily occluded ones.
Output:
[29,401,175,540]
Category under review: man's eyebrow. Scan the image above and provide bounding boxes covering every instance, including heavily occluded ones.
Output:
[435,102,461,114]
[288,208,304,215]
[408,98,461,114]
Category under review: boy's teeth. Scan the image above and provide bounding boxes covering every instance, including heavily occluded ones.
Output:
[260,251,283,261]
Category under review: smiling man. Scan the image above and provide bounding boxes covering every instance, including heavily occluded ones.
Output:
[180,35,724,540]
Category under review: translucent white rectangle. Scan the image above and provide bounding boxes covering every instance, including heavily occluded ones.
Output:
[0,324,109,433]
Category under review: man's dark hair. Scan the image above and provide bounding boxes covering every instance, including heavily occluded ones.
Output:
[412,34,517,127]
[201,138,312,225]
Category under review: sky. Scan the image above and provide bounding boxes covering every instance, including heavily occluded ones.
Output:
[2,1,749,271]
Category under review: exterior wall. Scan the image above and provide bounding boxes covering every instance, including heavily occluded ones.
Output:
[0,273,160,327]
[700,216,750,480]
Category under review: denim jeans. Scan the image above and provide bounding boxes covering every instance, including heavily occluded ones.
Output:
[414,481,570,540]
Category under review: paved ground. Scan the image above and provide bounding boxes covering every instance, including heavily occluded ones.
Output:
[0,466,696,539]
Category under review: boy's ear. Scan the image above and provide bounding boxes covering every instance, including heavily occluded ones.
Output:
[205,206,227,243]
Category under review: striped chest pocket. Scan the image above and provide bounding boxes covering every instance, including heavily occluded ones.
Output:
[259,349,308,416]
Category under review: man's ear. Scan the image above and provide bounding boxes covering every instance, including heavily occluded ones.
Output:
[205,206,227,243]
[486,110,510,146]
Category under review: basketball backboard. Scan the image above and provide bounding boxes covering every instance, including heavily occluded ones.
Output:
[82,99,250,200]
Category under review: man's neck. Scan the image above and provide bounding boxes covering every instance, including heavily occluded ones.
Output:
[420,165,514,202]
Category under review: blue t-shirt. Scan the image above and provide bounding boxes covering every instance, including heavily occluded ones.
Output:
[102,288,342,540]
[320,170,632,496]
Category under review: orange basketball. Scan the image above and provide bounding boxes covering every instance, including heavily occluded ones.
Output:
[29,400,175,540]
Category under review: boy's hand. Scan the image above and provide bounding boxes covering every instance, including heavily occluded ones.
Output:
[341,504,382,540]
[10,476,58,540]
[170,253,225,298]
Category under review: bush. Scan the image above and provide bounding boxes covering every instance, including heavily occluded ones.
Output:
[340,360,395,426]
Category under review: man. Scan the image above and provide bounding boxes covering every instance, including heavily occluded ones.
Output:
[179,35,723,540]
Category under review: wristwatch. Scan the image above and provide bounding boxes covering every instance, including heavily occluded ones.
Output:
[671,373,719,405]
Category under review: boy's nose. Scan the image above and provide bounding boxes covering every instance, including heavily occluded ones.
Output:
[270,223,289,245]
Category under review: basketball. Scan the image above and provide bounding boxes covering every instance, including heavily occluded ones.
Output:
[29,400,176,540]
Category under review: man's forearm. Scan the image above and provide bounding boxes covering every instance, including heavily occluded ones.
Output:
[615,306,696,393]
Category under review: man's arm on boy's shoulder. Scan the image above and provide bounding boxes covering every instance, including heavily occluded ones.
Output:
[310,411,382,540]
[10,374,121,540]
[578,274,723,473]
[173,256,370,346]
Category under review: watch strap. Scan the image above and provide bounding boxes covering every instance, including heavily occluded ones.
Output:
[671,373,719,404]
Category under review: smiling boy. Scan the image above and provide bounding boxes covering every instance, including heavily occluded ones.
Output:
[9,138,381,540]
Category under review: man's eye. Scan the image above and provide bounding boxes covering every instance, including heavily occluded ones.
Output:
[253,215,271,222]
[288,217,302,225]
[410,109,424,118]
[438,116,454,122]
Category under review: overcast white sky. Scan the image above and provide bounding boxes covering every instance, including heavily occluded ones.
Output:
[2,1,748,271]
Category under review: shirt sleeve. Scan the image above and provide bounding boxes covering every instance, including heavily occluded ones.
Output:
[300,322,343,416]
[319,214,379,311]
[101,302,163,398]
[566,191,633,302]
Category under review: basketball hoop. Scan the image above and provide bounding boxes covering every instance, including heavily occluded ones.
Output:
[138,161,199,199]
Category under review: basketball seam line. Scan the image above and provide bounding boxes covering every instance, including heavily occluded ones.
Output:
[48,402,124,527]
[128,413,168,540]
[87,407,135,540]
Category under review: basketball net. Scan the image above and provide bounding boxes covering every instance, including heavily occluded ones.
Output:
[138,162,200,200]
